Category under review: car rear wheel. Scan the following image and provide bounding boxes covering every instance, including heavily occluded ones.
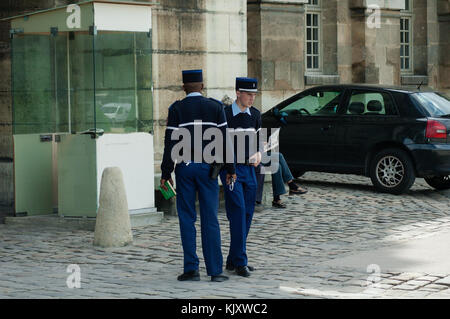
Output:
[369,148,415,195]
[424,175,450,190]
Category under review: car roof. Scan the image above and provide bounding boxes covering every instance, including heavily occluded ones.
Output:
[309,84,435,94]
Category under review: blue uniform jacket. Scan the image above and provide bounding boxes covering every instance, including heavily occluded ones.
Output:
[223,104,263,164]
[161,95,236,180]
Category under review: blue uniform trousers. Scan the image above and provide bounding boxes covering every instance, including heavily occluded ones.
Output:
[220,164,257,267]
[255,164,265,203]
[175,162,223,276]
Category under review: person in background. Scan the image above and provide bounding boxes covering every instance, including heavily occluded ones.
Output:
[256,153,308,209]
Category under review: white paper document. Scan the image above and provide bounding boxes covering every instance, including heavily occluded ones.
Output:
[263,128,280,153]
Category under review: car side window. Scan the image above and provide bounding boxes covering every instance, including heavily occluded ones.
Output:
[346,91,398,116]
[281,90,343,116]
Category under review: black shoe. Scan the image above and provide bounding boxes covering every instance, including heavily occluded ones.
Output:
[289,185,308,195]
[235,266,251,277]
[226,263,255,272]
[272,200,287,209]
[177,270,200,281]
[211,274,229,282]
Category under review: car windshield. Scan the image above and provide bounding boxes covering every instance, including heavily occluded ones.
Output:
[412,92,450,117]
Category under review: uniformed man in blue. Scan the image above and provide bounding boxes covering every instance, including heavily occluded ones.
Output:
[160,69,236,283]
[220,77,262,278]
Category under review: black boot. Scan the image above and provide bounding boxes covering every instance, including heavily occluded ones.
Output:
[235,266,251,277]
[211,274,229,282]
[177,270,200,281]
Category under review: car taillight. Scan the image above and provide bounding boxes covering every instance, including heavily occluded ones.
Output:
[426,120,447,139]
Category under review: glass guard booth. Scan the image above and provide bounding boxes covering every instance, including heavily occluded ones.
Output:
[8,1,156,218]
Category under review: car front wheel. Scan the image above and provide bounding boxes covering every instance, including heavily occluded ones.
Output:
[424,175,450,190]
[369,148,416,195]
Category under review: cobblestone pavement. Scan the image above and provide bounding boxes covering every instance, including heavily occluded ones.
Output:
[1,172,450,299]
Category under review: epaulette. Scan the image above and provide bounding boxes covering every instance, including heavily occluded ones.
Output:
[168,100,181,109]
[208,97,224,106]
[251,106,262,114]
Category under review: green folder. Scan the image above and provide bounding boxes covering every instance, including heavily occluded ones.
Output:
[159,180,176,200]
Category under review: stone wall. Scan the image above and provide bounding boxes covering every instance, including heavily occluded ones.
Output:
[248,0,307,112]
[152,0,247,174]
[350,2,404,85]
[337,0,353,83]
[412,0,428,76]
[438,0,450,93]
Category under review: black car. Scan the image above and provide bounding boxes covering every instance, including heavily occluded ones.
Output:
[261,84,450,194]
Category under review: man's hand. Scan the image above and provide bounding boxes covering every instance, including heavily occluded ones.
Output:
[160,178,174,191]
[249,151,262,167]
[226,174,237,185]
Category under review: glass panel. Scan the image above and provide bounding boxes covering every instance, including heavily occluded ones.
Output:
[69,33,95,133]
[12,31,153,135]
[307,14,311,27]
[54,35,70,133]
[347,91,398,115]
[307,56,312,69]
[313,42,318,55]
[307,42,312,54]
[281,90,343,116]
[94,32,136,133]
[307,28,311,41]
[313,28,318,41]
[313,14,318,27]
[313,56,319,69]
[412,93,450,117]
[135,32,153,133]
[93,32,152,133]
[12,34,68,134]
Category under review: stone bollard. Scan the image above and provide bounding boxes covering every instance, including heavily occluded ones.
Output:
[93,167,133,247]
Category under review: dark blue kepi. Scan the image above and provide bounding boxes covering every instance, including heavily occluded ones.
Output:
[182,69,203,83]
[236,77,258,92]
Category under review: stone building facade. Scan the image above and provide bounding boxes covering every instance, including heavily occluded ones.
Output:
[249,0,450,110]
[0,0,449,208]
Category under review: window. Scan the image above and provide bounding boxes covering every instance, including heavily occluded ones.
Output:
[281,89,343,116]
[400,0,413,73]
[346,91,398,116]
[411,93,450,117]
[306,0,321,72]
[404,0,411,11]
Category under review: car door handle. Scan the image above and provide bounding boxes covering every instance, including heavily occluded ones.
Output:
[321,125,333,131]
